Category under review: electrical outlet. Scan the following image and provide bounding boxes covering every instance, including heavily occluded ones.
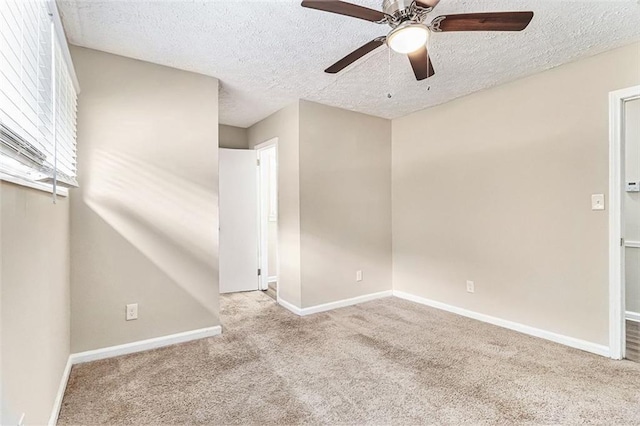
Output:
[591,194,605,211]
[126,303,138,321]
[356,270,363,282]
[466,280,475,293]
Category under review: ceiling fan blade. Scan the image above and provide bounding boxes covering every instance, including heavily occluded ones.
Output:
[325,38,385,74]
[414,0,440,9]
[431,11,534,32]
[301,0,387,22]
[407,46,435,81]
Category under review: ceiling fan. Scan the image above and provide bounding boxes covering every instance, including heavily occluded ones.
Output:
[301,0,534,80]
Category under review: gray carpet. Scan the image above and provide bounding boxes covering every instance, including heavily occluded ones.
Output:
[58,292,640,425]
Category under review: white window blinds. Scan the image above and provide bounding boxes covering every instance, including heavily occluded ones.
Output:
[0,0,78,189]
[54,35,77,180]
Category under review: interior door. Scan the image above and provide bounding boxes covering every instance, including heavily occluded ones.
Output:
[219,148,259,293]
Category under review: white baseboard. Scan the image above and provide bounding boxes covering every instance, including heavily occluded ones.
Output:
[278,290,393,317]
[268,276,277,283]
[49,326,223,425]
[393,290,610,358]
[301,290,393,315]
[70,326,222,365]
[277,297,303,315]
[626,311,640,322]
[48,357,73,426]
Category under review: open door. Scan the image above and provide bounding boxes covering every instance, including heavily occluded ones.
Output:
[219,148,259,293]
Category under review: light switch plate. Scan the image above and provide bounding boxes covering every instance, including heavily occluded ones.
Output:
[591,194,605,211]
[356,270,363,282]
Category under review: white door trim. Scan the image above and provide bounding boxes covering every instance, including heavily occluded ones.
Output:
[609,85,640,360]
[255,138,278,294]
[254,138,278,151]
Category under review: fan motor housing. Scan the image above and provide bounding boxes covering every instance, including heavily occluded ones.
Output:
[382,0,412,16]
[382,0,431,27]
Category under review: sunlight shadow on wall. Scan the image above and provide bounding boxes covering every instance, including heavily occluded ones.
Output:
[84,149,218,316]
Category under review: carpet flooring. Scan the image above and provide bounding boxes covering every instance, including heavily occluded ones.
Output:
[58,292,640,425]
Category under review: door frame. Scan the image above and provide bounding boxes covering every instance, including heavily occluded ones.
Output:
[609,85,640,359]
[255,138,279,295]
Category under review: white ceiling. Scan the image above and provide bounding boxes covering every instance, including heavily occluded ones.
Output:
[58,0,640,127]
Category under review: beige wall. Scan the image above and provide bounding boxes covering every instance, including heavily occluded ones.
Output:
[392,43,640,346]
[70,47,219,352]
[298,100,392,308]
[1,183,70,426]
[247,101,392,308]
[219,124,249,149]
[625,98,640,314]
[248,103,301,306]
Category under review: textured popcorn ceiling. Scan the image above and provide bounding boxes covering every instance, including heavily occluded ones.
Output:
[58,0,640,127]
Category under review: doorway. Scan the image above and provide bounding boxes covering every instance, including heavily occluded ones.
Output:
[219,148,259,294]
[256,139,279,300]
[609,85,640,361]
[218,141,279,301]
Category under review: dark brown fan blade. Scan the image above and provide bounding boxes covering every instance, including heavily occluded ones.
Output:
[325,38,385,74]
[432,11,534,32]
[301,0,386,22]
[407,46,435,81]
[415,0,440,9]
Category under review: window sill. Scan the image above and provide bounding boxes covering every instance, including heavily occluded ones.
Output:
[1,172,69,197]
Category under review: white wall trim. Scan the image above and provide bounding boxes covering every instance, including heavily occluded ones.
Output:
[279,290,393,317]
[300,290,393,315]
[268,276,277,283]
[1,173,69,197]
[626,311,640,323]
[69,326,222,365]
[277,297,303,316]
[48,357,72,426]
[48,326,222,425]
[254,137,278,151]
[609,85,640,360]
[393,290,610,358]
[255,137,279,292]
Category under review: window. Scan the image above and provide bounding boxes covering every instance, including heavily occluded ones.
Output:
[0,0,78,193]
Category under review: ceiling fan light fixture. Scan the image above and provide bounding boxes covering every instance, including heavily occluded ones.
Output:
[387,23,429,54]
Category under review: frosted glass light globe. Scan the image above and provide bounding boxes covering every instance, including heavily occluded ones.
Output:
[387,23,429,54]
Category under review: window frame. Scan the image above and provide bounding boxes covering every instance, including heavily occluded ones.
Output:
[0,0,79,197]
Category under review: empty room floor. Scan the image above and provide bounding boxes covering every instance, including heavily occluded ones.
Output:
[58,292,640,425]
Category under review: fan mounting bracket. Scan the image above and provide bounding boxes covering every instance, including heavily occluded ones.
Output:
[382,0,431,27]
